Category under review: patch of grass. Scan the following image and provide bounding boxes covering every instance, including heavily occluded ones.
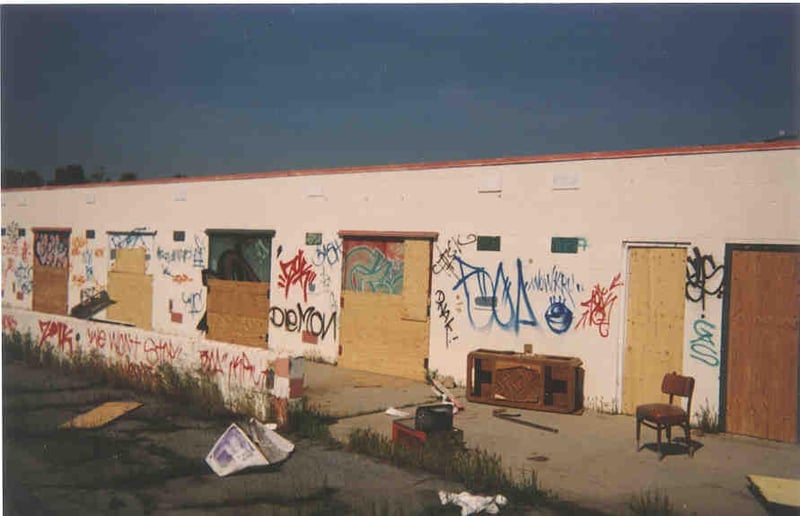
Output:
[3,330,233,420]
[346,428,549,509]
[286,397,338,443]
[693,401,721,434]
[627,489,673,516]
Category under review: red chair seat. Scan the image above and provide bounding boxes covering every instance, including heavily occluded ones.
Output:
[636,403,688,425]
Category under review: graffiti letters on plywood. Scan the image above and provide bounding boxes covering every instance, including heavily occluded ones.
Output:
[34,232,69,268]
[343,240,404,294]
[576,273,624,338]
[686,247,724,312]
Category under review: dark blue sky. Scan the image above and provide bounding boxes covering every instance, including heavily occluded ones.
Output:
[2,4,798,181]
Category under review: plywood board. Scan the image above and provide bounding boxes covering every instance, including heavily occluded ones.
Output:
[33,265,69,315]
[402,239,431,322]
[726,250,799,442]
[207,279,269,319]
[339,238,431,381]
[622,247,685,414]
[113,247,147,274]
[107,271,153,329]
[60,401,142,429]
[747,475,800,508]
[207,312,268,348]
[206,278,270,348]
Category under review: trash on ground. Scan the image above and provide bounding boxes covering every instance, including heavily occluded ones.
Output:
[384,407,410,417]
[747,474,800,508]
[439,490,507,515]
[415,404,454,433]
[59,401,142,429]
[431,377,465,412]
[205,420,295,477]
[492,408,558,433]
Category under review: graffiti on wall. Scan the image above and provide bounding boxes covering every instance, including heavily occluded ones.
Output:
[156,235,206,269]
[87,326,183,366]
[109,228,153,250]
[451,256,538,334]
[277,249,316,302]
[199,348,273,391]
[38,319,74,355]
[311,240,342,267]
[544,296,573,335]
[3,315,19,334]
[34,232,69,268]
[433,234,477,278]
[343,240,404,295]
[576,273,624,338]
[686,247,724,312]
[528,265,584,308]
[14,263,33,297]
[181,291,205,316]
[269,304,337,342]
[434,289,459,347]
[689,318,719,367]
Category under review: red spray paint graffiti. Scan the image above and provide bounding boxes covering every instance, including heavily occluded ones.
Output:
[576,273,624,338]
[38,320,74,354]
[277,249,316,302]
[2,315,18,334]
[199,349,228,377]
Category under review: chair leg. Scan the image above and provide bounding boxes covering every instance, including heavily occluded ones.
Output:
[684,423,693,457]
[657,425,663,460]
[636,418,641,451]
[666,425,672,443]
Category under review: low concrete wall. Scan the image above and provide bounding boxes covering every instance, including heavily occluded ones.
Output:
[1,308,304,419]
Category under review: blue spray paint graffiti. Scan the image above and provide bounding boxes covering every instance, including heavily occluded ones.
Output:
[689,318,719,367]
[544,296,573,334]
[528,265,584,308]
[182,291,204,316]
[451,256,537,334]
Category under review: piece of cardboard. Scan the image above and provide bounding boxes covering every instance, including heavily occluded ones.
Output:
[748,474,800,508]
[205,421,294,477]
[60,401,142,429]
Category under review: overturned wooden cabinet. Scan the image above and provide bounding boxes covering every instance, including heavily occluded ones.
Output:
[467,350,584,414]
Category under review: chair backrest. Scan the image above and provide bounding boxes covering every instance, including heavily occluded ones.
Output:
[661,372,695,413]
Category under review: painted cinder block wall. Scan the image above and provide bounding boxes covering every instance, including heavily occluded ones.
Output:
[2,142,798,417]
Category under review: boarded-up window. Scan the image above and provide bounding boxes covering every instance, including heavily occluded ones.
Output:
[342,239,404,295]
[205,230,273,348]
[107,247,153,329]
[33,230,70,315]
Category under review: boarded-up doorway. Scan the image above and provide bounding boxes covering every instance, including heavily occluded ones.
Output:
[622,246,686,414]
[338,232,435,381]
[722,245,800,443]
[204,229,273,348]
[32,229,70,315]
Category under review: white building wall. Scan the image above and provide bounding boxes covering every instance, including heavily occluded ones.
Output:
[2,144,798,417]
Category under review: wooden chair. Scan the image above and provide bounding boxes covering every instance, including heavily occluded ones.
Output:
[636,372,695,460]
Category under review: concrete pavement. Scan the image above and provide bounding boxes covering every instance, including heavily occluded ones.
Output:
[304,362,800,515]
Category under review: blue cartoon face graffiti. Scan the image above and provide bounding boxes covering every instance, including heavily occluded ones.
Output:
[544,296,573,334]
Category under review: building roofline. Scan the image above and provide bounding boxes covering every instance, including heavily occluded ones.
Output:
[4,140,799,193]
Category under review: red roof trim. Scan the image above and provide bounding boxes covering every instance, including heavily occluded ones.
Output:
[4,140,799,193]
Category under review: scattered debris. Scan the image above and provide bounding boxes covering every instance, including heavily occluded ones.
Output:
[748,474,800,509]
[440,375,457,389]
[205,420,294,477]
[384,407,411,417]
[439,490,507,515]
[492,408,559,434]
[60,401,142,429]
[70,290,115,319]
[431,377,465,411]
[415,404,454,433]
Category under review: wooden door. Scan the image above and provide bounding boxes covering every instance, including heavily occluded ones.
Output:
[623,247,685,414]
[32,230,70,315]
[725,248,800,442]
[339,237,431,381]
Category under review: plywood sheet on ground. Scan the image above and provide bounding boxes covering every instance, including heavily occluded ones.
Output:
[33,265,68,315]
[623,247,685,414]
[60,401,142,429]
[107,271,153,329]
[748,475,800,508]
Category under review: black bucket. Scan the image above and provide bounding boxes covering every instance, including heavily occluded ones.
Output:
[414,404,454,433]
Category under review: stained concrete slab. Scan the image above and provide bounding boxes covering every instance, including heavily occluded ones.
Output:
[304,362,800,515]
[303,360,441,417]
